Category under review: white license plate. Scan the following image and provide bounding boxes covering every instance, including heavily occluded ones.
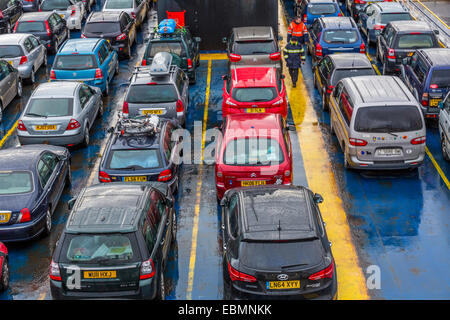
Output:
[377,148,402,156]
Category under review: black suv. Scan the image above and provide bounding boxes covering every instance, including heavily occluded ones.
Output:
[82,11,137,59]
[50,182,176,300]
[0,0,23,34]
[142,27,201,84]
[376,20,440,75]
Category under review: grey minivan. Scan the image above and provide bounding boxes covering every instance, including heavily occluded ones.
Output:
[329,75,426,170]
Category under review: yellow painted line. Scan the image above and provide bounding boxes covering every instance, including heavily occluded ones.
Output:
[38,292,46,300]
[0,120,18,149]
[186,58,212,300]
[415,0,450,29]
[200,53,228,60]
[426,146,450,189]
[279,0,369,299]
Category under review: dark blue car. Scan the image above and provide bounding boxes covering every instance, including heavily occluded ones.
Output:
[401,48,450,119]
[307,17,366,62]
[296,0,341,28]
[0,145,71,242]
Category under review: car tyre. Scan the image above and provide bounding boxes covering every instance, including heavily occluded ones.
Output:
[344,151,351,169]
[54,39,59,54]
[97,102,104,118]
[103,81,109,97]
[189,71,197,85]
[157,268,166,300]
[43,209,52,236]
[82,125,90,147]
[322,91,328,111]
[6,22,11,34]
[65,164,72,188]
[171,210,177,244]
[16,79,23,98]
[0,258,9,292]
[442,138,450,161]
[28,69,35,84]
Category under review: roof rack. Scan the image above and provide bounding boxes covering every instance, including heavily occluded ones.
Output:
[114,113,161,137]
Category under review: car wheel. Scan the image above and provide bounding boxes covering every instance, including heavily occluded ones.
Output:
[0,258,9,292]
[0,103,3,123]
[16,79,23,98]
[115,61,119,75]
[97,102,104,118]
[322,91,328,111]
[126,43,132,59]
[442,138,450,161]
[189,71,197,85]
[28,69,35,84]
[103,81,109,97]
[54,40,59,54]
[344,151,351,169]
[157,268,166,300]
[65,164,72,187]
[171,210,177,244]
[6,22,11,34]
[82,125,90,147]
[313,72,318,89]
[43,209,52,236]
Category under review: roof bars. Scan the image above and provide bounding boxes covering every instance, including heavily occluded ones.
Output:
[113,112,160,137]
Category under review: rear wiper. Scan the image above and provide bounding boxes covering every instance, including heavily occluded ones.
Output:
[91,257,112,264]
[251,51,268,54]
[113,165,144,170]
[386,131,398,138]
[25,113,47,118]
[281,263,308,269]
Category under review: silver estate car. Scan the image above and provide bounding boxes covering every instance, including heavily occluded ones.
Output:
[439,92,450,161]
[17,81,103,147]
[0,34,47,84]
[329,75,426,170]
[0,59,22,123]
[40,0,86,30]
[102,0,148,29]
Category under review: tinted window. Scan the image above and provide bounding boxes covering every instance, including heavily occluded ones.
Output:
[79,195,140,209]
[42,0,72,10]
[41,152,59,171]
[430,69,450,88]
[84,22,121,34]
[54,55,97,70]
[323,30,358,44]
[223,138,285,166]
[228,194,239,239]
[232,41,276,55]
[354,106,423,132]
[37,160,52,186]
[331,68,375,85]
[147,42,185,58]
[0,45,24,58]
[380,13,412,24]
[105,0,133,9]
[0,171,33,195]
[16,21,46,33]
[397,33,435,49]
[107,149,162,170]
[26,98,74,117]
[231,87,277,102]
[127,84,178,103]
[308,3,337,15]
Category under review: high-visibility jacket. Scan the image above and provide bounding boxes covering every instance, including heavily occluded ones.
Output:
[287,20,308,39]
[283,41,305,69]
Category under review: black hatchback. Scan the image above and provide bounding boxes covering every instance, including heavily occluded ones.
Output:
[0,0,23,34]
[49,182,176,300]
[220,185,337,300]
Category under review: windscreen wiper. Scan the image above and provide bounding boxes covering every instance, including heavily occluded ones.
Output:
[25,113,47,118]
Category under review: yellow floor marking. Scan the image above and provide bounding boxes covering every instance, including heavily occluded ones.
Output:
[200,53,228,60]
[0,121,18,149]
[186,58,212,300]
[38,292,46,300]
[279,0,369,299]
[426,146,450,189]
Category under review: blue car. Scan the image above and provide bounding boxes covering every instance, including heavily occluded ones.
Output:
[307,17,366,62]
[50,38,119,96]
[296,0,341,28]
[0,145,71,242]
[401,48,450,119]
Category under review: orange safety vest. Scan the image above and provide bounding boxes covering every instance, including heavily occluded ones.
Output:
[288,21,308,37]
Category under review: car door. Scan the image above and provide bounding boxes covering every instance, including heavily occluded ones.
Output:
[29,35,45,69]
[440,94,450,147]
[316,57,329,92]
[146,194,164,268]
[156,193,171,261]
[25,36,41,72]
[0,60,14,106]
[5,0,21,26]
[223,193,240,257]
[124,13,136,44]
[176,70,188,111]
[37,156,58,212]
[379,25,394,62]
[80,84,97,125]
[309,20,321,56]
[48,14,59,43]
[0,63,8,108]
[41,152,65,208]
[330,82,344,141]
[53,13,67,43]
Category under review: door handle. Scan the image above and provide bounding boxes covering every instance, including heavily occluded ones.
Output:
[161,238,165,245]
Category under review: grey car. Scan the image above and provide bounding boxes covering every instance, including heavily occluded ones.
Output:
[123,52,189,126]
[329,75,426,170]
[17,81,103,147]
[102,0,148,29]
[438,92,450,161]
[0,33,47,84]
[0,59,22,122]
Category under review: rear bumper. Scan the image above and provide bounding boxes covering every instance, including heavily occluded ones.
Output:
[0,212,46,242]
[421,106,440,118]
[18,130,85,147]
[222,104,288,119]
[348,152,425,170]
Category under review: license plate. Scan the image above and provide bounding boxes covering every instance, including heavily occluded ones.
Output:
[35,125,57,131]
[266,280,300,290]
[377,148,402,156]
[429,99,441,107]
[0,213,11,223]
[246,108,265,113]
[124,176,147,182]
[241,180,266,187]
[83,271,117,279]
[142,109,164,115]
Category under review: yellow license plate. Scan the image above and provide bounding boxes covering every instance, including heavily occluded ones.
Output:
[430,99,440,107]
[142,109,164,115]
[241,180,266,187]
[267,280,300,290]
[35,125,57,131]
[124,176,147,182]
[83,271,117,279]
[246,108,265,113]
[0,213,11,223]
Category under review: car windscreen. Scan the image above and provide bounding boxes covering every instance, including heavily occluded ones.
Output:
[223,138,284,166]
[0,171,33,195]
[147,41,185,58]
[331,68,375,85]
[84,22,121,34]
[16,21,46,33]
[42,0,72,10]
[105,0,133,9]
[380,13,412,24]
[61,233,141,264]
[323,30,359,44]
[354,106,423,133]
[430,69,450,88]
[232,40,277,55]
[308,3,337,15]
[127,84,178,103]
[0,45,24,58]
[231,87,278,102]
[26,98,74,117]
[396,33,435,49]
[53,54,98,70]
[107,149,162,170]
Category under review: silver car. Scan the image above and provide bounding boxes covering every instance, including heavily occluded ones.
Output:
[17,81,103,147]
[40,0,86,30]
[439,92,450,161]
[102,0,148,29]
[329,75,426,170]
[0,33,47,84]
[0,59,22,123]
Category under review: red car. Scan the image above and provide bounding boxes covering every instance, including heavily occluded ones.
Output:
[215,113,293,200]
[222,66,288,118]
[0,242,9,292]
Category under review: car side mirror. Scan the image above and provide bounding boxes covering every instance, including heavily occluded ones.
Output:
[313,193,324,204]
[286,122,296,131]
[434,30,439,35]
[220,197,228,207]
[166,197,174,207]
[222,74,228,81]
[106,127,114,133]
[57,154,69,161]
[68,198,77,210]
[195,37,201,43]
[438,101,444,110]
[222,37,227,44]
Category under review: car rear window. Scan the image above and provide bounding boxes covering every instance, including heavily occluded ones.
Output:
[26,98,73,117]
[0,171,33,195]
[331,68,375,85]
[54,54,98,70]
[308,3,337,15]
[232,40,277,55]
[430,69,450,88]
[0,45,24,58]
[323,30,359,44]
[42,0,72,10]
[232,87,278,102]
[108,149,162,170]
[105,0,133,9]
[354,106,423,133]
[396,33,435,49]
[16,21,46,33]
[379,13,412,24]
[127,84,178,103]
[223,138,284,166]
[147,41,185,58]
[84,22,121,34]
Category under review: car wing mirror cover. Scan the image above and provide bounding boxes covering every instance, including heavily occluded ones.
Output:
[313,193,324,204]
[68,198,77,210]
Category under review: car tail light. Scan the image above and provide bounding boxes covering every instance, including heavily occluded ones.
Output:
[226,98,237,106]
[216,170,224,183]
[227,261,256,282]
[50,70,56,80]
[131,12,136,19]
[421,92,429,106]
[349,138,368,146]
[95,68,103,79]
[229,53,241,62]
[373,25,385,30]
[66,119,81,130]
[269,52,281,61]
[0,10,3,20]
[387,48,395,60]
[116,33,127,41]
[98,171,111,183]
[18,208,31,223]
[326,85,335,94]
[176,100,184,113]
[283,170,291,184]
[430,84,438,89]
[69,6,76,16]
[315,43,323,57]
[187,58,193,69]
[338,12,342,17]
[309,261,334,280]
[19,56,27,65]
[141,59,147,66]
[355,0,366,4]
[140,258,155,279]
[411,136,426,145]
[49,260,62,281]
[80,34,86,38]
[273,97,283,105]
[359,42,366,54]
[13,21,19,33]
[303,14,307,23]
[45,21,51,36]
[17,120,27,131]
[122,101,129,114]
[158,169,173,182]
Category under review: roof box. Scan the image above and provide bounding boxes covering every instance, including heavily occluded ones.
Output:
[158,19,176,34]
[150,52,173,76]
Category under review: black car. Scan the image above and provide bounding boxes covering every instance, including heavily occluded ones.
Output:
[49,182,176,300]
[220,185,337,300]
[82,11,137,59]
[376,20,440,75]
[313,53,376,110]
[0,0,23,34]
[99,115,182,194]
[14,11,69,53]
[20,0,40,12]
[0,145,71,242]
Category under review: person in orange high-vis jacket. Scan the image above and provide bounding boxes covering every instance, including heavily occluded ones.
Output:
[287,16,308,44]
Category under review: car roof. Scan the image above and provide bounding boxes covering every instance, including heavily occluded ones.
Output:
[320,16,356,29]
[225,113,282,138]
[307,0,337,4]
[111,132,161,150]
[32,81,80,98]
[231,67,277,88]
[130,67,177,85]
[419,48,450,66]
[0,145,65,171]
[389,20,433,32]
[373,2,408,13]
[87,11,122,22]
[0,33,30,45]
[19,12,53,21]
[59,38,103,54]
[232,26,274,41]
[328,53,372,68]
